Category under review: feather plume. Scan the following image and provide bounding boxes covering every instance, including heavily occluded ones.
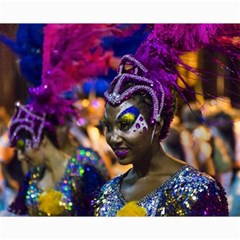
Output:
[30,24,142,125]
[135,24,240,96]
[0,24,45,86]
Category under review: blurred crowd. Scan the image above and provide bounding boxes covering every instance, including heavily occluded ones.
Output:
[161,97,240,216]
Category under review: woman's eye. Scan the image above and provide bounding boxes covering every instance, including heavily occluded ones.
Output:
[25,139,32,150]
[105,125,112,132]
[102,121,112,132]
[117,113,135,131]
[117,120,133,131]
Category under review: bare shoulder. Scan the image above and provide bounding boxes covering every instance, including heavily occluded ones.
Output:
[167,157,187,175]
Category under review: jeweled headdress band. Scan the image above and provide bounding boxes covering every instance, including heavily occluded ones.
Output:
[9,102,46,149]
[118,54,148,74]
[104,54,165,124]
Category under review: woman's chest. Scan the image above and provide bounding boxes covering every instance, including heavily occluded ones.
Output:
[120,175,170,202]
[25,174,75,216]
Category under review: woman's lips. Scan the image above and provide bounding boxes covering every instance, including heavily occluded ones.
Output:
[114,148,129,159]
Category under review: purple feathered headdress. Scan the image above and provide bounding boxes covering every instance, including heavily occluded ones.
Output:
[8,24,134,148]
[9,24,143,148]
[105,24,240,140]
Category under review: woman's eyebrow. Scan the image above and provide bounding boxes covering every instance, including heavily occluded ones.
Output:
[102,117,109,124]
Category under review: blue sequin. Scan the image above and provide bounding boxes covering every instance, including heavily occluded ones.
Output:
[93,165,229,216]
[10,146,108,216]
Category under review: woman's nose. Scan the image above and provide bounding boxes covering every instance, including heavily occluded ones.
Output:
[17,150,25,162]
[109,128,122,145]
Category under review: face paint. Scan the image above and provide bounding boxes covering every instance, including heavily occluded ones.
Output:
[16,137,44,168]
[104,99,158,165]
[116,102,148,134]
[16,139,25,153]
[102,102,132,133]
[16,138,33,153]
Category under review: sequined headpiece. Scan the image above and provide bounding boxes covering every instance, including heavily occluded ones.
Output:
[9,102,46,148]
[105,24,240,140]
[105,54,165,124]
[7,24,124,148]
[7,24,144,147]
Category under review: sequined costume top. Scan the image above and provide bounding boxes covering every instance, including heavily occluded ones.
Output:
[93,165,229,216]
[8,146,108,216]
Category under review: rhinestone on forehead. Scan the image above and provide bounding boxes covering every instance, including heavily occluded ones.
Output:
[9,102,46,149]
[105,55,165,124]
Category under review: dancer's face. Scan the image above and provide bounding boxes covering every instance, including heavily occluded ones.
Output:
[16,138,44,168]
[103,98,155,166]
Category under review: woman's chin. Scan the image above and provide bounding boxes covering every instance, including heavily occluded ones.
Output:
[117,157,132,165]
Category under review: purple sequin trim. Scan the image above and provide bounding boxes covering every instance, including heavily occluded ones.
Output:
[105,55,165,123]
[9,102,46,148]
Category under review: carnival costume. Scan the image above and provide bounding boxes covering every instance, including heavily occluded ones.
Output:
[8,145,107,216]
[93,24,240,216]
[94,165,228,216]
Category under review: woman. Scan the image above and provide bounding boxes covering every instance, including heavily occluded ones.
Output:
[180,102,216,177]
[92,24,240,216]
[1,102,108,216]
[0,24,121,216]
[207,111,236,193]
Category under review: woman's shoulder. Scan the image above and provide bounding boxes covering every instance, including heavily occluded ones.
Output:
[163,164,228,203]
[180,164,212,177]
[99,173,125,194]
[71,146,102,163]
[66,146,108,177]
[173,165,223,191]
[165,165,229,215]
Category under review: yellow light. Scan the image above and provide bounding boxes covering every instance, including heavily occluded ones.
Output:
[81,99,89,108]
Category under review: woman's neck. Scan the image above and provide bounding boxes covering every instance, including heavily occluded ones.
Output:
[131,141,185,180]
[131,143,167,177]
[43,140,70,183]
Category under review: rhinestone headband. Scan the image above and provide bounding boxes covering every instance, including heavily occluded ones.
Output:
[105,54,165,124]
[9,102,46,149]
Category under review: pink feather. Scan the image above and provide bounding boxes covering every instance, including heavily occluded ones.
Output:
[30,24,142,124]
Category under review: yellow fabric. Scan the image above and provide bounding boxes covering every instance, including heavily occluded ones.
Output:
[117,201,147,216]
[39,189,65,216]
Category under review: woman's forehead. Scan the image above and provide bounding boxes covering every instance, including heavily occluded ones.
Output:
[105,100,133,111]
[104,99,144,120]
